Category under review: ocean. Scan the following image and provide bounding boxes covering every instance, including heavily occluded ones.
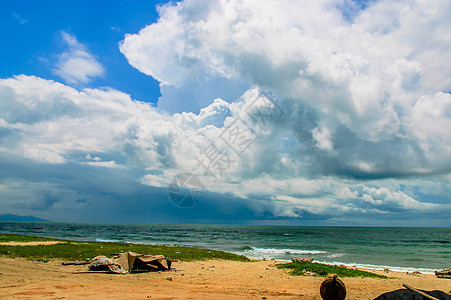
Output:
[1,222,449,273]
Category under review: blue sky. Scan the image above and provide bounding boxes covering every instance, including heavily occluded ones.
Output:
[1,0,163,102]
[0,0,450,226]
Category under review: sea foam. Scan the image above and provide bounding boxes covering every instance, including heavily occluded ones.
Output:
[242,247,327,257]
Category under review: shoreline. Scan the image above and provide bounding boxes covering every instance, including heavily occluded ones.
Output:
[1,223,448,274]
[1,234,450,299]
[0,232,444,275]
[96,239,444,275]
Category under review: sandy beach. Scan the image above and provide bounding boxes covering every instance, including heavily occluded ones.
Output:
[1,256,449,299]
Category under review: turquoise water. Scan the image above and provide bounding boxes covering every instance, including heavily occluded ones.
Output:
[1,222,449,273]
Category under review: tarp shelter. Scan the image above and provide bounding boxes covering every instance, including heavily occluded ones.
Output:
[374,289,451,300]
[87,252,172,274]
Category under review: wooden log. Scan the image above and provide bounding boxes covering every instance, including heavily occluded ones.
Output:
[402,283,439,300]
[61,261,90,266]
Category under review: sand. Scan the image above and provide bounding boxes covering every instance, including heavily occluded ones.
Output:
[0,241,64,246]
[0,257,450,299]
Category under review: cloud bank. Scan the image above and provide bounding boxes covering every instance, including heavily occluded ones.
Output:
[0,0,450,224]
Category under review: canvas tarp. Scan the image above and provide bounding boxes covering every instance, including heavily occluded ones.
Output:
[87,252,172,274]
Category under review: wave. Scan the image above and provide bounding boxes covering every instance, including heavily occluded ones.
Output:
[95,238,120,243]
[326,253,344,258]
[242,247,327,256]
[94,238,158,245]
[236,247,436,274]
[314,260,436,275]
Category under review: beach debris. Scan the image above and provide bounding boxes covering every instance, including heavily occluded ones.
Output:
[384,268,390,273]
[435,267,451,279]
[166,277,173,281]
[88,256,124,273]
[319,275,346,300]
[406,271,422,276]
[62,260,91,266]
[374,283,450,300]
[62,251,172,274]
[291,257,314,263]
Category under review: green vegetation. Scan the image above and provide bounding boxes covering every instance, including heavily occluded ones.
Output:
[0,234,249,262]
[277,261,387,278]
[0,233,63,243]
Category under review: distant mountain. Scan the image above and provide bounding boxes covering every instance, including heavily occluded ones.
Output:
[0,214,49,222]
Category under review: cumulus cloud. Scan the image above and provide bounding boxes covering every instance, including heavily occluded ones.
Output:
[120,0,451,144]
[119,0,451,222]
[0,75,449,224]
[53,32,105,85]
[1,0,450,224]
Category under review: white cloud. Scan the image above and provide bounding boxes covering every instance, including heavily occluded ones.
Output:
[0,75,449,222]
[312,126,334,151]
[140,174,167,188]
[360,186,439,210]
[84,160,124,168]
[1,0,450,223]
[117,0,451,220]
[120,0,451,145]
[11,12,27,24]
[86,153,101,161]
[53,32,105,85]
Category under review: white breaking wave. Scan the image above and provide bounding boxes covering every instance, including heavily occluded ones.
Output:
[95,238,119,243]
[243,247,327,257]
[94,238,158,245]
[239,247,436,274]
[315,260,436,275]
[326,253,344,258]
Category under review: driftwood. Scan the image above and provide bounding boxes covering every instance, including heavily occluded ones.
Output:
[61,261,90,265]
[435,268,451,279]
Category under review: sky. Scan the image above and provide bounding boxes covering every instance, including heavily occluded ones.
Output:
[0,0,450,226]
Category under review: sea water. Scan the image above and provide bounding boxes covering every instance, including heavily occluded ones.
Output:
[1,222,449,273]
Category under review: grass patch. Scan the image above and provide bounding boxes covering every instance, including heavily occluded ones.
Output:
[277,262,387,278]
[0,234,249,262]
[0,233,64,243]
